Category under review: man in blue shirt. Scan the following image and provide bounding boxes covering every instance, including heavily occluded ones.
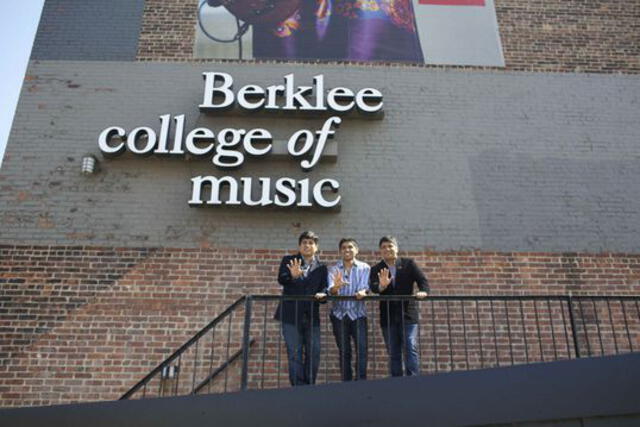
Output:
[327,237,370,381]
[275,231,327,386]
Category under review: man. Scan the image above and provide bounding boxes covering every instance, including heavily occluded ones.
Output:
[370,236,429,376]
[327,238,370,381]
[274,230,327,386]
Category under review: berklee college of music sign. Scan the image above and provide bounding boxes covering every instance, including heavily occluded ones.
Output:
[97,72,384,209]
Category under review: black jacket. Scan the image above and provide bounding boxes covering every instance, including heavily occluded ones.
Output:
[274,254,328,325]
[370,257,429,325]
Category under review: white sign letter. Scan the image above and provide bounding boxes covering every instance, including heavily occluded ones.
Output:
[200,72,235,111]
[301,116,341,170]
[98,127,126,157]
[313,179,341,208]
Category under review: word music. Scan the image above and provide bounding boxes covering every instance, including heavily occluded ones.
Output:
[97,72,384,208]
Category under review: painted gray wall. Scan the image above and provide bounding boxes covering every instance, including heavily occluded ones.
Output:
[1,61,639,252]
[31,0,145,61]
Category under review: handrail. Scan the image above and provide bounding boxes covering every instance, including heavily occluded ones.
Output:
[120,296,246,400]
[121,293,639,400]
[250,294,640,301]
[191,338,256,395]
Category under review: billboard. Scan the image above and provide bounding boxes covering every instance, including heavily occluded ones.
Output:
[194,0,504,66]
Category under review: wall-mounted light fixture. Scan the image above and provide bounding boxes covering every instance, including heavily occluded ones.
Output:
[81,154,99,175]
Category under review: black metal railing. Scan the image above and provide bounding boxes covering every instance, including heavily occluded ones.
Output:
[120,296,247,399]
[121,294,640,400]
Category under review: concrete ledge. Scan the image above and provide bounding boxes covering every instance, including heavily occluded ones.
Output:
[1,354,639,426]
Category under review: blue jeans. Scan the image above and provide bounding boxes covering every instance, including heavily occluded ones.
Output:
[282,319,321,386]
[330,314,368,381]
[381,322,419,377]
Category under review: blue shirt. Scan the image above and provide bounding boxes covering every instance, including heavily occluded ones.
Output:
[386,261,397,287]
[327,259,371,320]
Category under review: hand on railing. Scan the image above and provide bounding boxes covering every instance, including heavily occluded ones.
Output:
[314,292,327,301]
[415,291,428,300]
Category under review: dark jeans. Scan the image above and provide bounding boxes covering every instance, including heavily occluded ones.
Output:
[281,318,320,386]
[381,322,419,377]
[330,314,368,381]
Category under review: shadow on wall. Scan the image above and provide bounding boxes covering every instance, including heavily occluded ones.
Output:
[470,151,640,252]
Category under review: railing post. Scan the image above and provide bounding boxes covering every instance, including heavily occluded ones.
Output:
[566,294,581,358]
[241,295,253,391]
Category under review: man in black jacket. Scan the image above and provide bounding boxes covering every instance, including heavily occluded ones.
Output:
[274,231,327,386]
[370,236,429,376]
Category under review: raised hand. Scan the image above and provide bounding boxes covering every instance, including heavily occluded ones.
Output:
[331,270,346,287]
[378,268,392,290]
[329,271,344,295]
[288,258,304,279]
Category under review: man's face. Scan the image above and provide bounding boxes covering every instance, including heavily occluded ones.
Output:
[379,241,398,261]
[299,238,318,258]
[340,241,358,262]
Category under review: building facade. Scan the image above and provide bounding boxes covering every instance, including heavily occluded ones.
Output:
[1,0,639,407]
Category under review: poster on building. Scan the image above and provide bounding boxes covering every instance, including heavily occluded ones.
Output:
[194,0,504,66]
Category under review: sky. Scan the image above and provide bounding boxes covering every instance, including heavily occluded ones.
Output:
[0,1,45,168]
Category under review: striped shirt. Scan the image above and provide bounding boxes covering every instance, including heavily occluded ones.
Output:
[327,259,371,320]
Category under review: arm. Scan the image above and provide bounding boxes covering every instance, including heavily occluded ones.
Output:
[314,265,329,301]
[327,265,340,295]
[357,265,371,292]
[369,265,379,293]
[277,256,292,286]
[409,259,429,292]
[408,259,429,299]
[354,264,370,299]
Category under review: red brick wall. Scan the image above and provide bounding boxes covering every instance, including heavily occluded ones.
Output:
[136,0,640,73]
[497,0,640,73]
[1,244,639,407]
[137,0,196,61]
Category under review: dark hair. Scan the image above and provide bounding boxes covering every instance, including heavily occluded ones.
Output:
[298,230,319,245]
[338,237,359,250]
[378,235,398,248]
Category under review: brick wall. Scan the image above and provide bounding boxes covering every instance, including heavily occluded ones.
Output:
[136,0,198,61]
[496,0,640,73]
[2,244,639,407]
[135,0,640,73]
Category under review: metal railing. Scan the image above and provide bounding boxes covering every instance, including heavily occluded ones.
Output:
[120,296,247,400]
[121,294,640,399]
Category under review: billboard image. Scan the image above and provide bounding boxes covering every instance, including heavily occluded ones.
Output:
[194,0,504,66]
